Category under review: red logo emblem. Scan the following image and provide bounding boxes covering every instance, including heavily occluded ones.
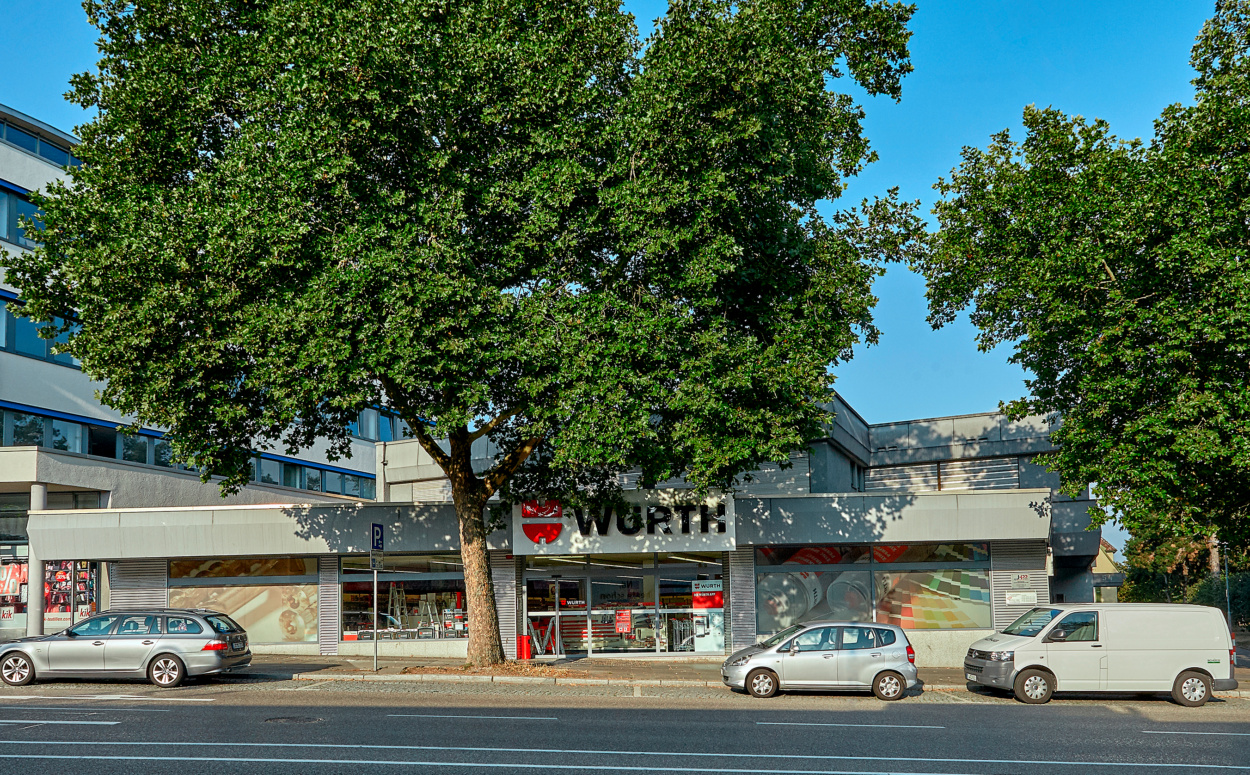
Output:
[521,500,564,545]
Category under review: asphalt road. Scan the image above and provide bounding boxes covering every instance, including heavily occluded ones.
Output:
[0,676,1245,774]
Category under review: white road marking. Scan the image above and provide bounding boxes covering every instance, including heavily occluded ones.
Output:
[0,740,1244,770]
[1144,730,1250,737]
[0,707,168,713]
[388,714,559,721]
[758,722,944,730]
[0,754,958,773]
[0,720,119,726]
[0,694,212,703]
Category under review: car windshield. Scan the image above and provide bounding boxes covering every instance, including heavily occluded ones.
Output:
[759,624,805,649]
[1003,608,1064,637]
[205,614,244,634]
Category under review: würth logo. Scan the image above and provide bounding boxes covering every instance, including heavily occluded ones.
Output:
[521,500,564,545]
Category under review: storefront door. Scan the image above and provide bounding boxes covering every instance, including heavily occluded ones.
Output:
[524,578,589,656]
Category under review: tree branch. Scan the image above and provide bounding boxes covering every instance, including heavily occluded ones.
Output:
[467,409,519,442]
[483,436,545,498]
[407,419,454,473]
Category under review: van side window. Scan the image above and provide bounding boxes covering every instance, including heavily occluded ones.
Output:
[1051,611,1097,642]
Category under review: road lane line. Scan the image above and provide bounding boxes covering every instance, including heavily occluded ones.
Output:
[758,722,944,730]
[0,694,213,703]
[388,714,558,721]
[0,754,976,773]
[1144,731,1250,737]
[0,707,168,713]
[0,740,1245,770]
[0,720,120,726]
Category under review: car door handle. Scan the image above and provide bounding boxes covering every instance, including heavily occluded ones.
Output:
[92,641,105,646]
[142,640,155,645]
[823,653,836,659]
[871,652,882,657]
[1091,644,1103,648]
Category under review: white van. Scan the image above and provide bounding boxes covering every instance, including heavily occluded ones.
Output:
[964,604,1237,705]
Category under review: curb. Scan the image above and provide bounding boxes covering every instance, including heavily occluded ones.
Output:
[291,672,728,687]
[283,673,1250,698]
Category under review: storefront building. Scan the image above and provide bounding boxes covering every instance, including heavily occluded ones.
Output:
[26,472,1062,667]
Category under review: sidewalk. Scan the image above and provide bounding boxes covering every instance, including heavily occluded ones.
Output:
[230,654,1250,696]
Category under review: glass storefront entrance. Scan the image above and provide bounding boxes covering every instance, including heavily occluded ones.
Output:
[523,553,724,656]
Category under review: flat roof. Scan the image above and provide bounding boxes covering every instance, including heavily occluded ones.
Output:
[0,102,79,147]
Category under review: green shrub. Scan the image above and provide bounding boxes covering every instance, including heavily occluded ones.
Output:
[1187,572,1250,628]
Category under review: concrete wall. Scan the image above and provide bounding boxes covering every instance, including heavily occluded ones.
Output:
[908,629,992,668]
[736,490,1052,545]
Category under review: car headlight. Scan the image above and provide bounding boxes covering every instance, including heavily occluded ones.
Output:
[988,651,1014,662]
[729,656,752,667]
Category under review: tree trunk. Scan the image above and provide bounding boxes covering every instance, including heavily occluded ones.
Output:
[453,488,506,666]
[1208,533,1221,578]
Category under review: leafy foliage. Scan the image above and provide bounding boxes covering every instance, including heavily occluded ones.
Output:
[10,0,922,663]
[920,0,1250,548]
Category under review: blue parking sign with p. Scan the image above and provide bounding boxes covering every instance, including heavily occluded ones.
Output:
[371,523,384,552]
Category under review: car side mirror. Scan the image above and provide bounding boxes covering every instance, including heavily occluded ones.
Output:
[1045,630,1067,643]
[64,630,77,638]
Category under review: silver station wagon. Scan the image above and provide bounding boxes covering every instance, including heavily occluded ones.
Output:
[0,608,251,688]
[722,621,919,700]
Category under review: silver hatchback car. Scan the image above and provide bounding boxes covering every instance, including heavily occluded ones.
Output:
[722,621,919,700]
[0,608,251,688]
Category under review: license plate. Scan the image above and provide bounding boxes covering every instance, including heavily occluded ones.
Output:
[232,642,245,651]
[966,673,976,681]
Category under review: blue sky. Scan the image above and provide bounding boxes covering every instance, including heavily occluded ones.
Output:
[0,0,1219,549]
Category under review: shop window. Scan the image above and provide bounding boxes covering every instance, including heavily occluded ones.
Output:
[169,557,316,579]
[86,425,117,458]
[756,569,874,635]
[755,545,870,567]
[168,585,316,642]
[342,578,466,641]
[121,434,148,464]
[873,569,991,630]
[342,554,463,575]
[872,543,989,564]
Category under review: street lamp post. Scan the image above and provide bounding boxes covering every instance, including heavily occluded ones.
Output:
[1222,540,1232,630]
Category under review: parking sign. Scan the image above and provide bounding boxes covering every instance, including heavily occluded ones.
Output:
[371,523,384,552]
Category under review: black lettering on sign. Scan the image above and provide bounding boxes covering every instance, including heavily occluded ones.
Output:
[700,504,727,533]
[646,506,673,534]
[676,505,694,534]
[573,507,613,537]
[617,506,643,536]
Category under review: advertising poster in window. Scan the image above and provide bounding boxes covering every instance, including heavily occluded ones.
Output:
[169,585,319,643]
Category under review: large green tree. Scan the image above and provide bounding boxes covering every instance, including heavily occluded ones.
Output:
[920,0,1250,554]
[11,0,921,665]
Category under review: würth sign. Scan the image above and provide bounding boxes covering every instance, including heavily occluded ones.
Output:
[511,491,736,556]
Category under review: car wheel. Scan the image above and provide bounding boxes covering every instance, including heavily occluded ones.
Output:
[148,654,186,688]
[1013,668,1053,704]
[1171,671,1211,707]
[873,671,905,701]
[0,653,34,687]
[746,668,778,698]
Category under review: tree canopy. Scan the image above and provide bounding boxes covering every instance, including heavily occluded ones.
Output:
[10,0,922,663]
[920,0,1250,549]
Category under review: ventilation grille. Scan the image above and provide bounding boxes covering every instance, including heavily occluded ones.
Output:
[107,559,168,610]
[490,551,518,658]
[725,548,756,651]
[318,556,340,655]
